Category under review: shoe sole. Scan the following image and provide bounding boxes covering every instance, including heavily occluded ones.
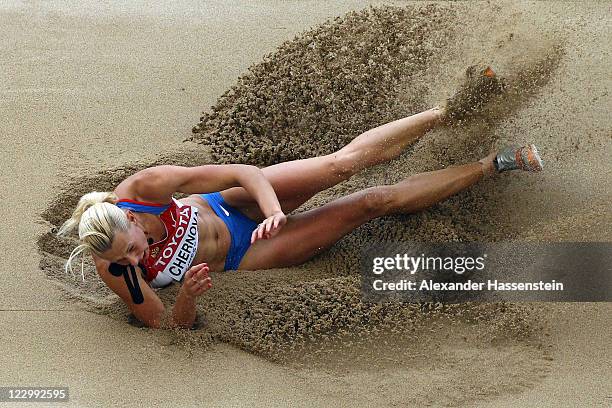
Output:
[482,66,496,78]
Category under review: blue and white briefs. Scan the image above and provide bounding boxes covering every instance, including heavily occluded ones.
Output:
[201,192,258,270]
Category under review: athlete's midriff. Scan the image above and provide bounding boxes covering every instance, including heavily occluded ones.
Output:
[180,194,231,272]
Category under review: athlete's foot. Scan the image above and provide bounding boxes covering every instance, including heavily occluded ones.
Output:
[494,144,543,172]
[479,144,543,178]
[440,65,506,125]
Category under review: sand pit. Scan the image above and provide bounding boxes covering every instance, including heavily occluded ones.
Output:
[37,2,610,406]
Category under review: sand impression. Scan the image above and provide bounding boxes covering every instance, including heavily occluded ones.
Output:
[37,3,611,406]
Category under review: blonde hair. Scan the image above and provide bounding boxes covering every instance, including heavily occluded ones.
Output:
[57,192,129,280]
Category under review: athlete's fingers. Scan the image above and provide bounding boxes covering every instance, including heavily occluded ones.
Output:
[251,226,263,243]
[185,267,196,280]
[265,225,273,238]
[199,278,212,292]
[271,222,281,233]
[192,277,212,294]
[195,264,208,278]
[188,271,207,291]
[188,263,207,278]
[252,221,275,243]
[191,268,203,282]
[265,218,274,234]
[194,270,207,282]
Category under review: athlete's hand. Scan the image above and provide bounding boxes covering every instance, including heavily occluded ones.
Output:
[251,211,287,243]
[180,263,211,298]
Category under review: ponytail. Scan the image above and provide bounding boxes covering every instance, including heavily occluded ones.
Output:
[58,192,129,280]
[57,191,118,236]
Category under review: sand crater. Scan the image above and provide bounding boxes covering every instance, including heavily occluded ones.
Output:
[37,4,577,405]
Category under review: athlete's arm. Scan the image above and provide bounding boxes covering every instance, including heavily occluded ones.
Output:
[120,164,287,241]
[125,164,283,218]
[95,258,211,329]
[95,258,166,328]
[171,264,211,327]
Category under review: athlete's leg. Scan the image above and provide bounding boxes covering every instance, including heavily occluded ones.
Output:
[239,156,494,270]
[223,108,442,220]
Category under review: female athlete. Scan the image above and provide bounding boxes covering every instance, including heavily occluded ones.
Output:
[58,67,543,328]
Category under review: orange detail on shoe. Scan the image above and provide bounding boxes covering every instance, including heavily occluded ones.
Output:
[527,148,536,170]
[526,145,543,171]
[483,67,496,78]
[515,148,524,170]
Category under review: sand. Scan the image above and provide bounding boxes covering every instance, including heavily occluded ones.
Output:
[2,1,611,407]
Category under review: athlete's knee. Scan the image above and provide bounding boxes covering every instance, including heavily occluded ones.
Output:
[329,151,358,179]
[359,187,393,217]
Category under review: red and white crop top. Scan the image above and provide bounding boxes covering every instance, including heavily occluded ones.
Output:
[115,198,199,288]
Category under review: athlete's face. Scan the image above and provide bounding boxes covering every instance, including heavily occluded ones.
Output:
[99,223,149,266]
